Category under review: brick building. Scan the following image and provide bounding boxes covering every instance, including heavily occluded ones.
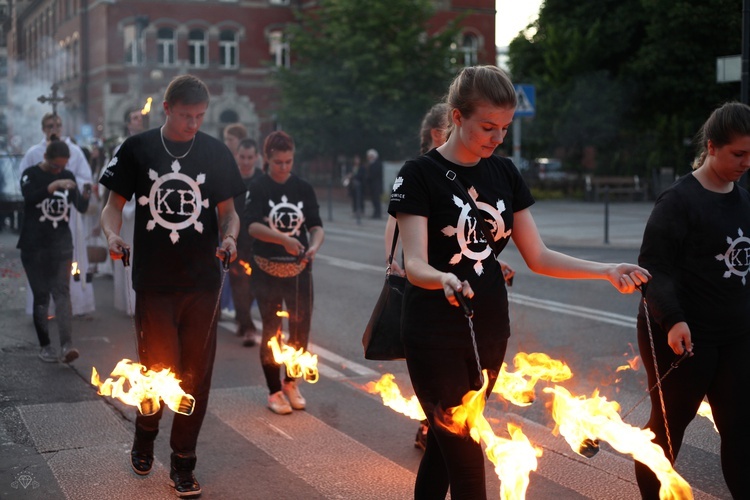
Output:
[3,0,496,151]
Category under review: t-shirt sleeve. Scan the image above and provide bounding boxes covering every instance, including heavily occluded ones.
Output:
[303,183,323,229]
[99,137,137,200]
[387,160,430,217]
[211,145,245,204]
[499,156,535,212]
[244,178,266,226]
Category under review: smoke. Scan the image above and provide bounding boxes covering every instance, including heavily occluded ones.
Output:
[5,36,85,152]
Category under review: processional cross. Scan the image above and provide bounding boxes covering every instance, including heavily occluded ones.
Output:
[37,83,72,115]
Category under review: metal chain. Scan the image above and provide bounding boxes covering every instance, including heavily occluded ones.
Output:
[466,314,485,387]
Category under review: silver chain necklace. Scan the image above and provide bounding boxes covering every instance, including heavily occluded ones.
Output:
[160,126,196,159]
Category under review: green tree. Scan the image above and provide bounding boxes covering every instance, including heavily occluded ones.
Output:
[508,0,740,177]
[272,0,463,161]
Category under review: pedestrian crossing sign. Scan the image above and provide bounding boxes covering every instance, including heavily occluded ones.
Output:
[514,84,536,117]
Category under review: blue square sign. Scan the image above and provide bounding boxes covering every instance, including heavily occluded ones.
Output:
[514,84,536,117]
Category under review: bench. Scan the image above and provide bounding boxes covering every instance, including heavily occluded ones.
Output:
[585,175,646,201]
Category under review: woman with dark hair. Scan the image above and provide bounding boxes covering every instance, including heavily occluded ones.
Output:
[634,102,750,499]
[246,131,325,415]
[17,139,90,363]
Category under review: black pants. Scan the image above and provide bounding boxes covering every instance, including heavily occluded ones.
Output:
[405,340,506,500]
[634,313,750,499]
[252,265,313,394]
[21,249,73,348]
[228,249,257,332]
[133,289,219,455]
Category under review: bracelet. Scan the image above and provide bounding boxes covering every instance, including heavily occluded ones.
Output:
[223,234,237,244]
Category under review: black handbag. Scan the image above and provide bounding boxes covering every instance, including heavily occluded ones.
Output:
[362,225,406,360]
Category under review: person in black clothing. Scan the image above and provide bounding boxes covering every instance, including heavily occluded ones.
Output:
[17,139,90,363]
[634,102,750,499]
[231,138,263,347]
[100,74,243,498]
[246,131,325,415]
[389,65,649,500]
[365,148,383,219]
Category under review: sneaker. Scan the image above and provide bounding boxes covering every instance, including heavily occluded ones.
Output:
[130,446,154,476]
[414,420,429,451]
[169,454,201,498]
[242,331,257,347]
[38,345,57,363]
[267,391,292,415]
[60,343,79,363]
[282,379,306,410]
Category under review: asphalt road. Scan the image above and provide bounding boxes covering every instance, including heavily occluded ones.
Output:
[0,195,730,499]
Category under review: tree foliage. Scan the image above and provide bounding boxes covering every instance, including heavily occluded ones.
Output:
[272,0,463,161]
[509,0,741,176]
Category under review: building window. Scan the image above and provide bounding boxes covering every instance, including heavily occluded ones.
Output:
[461,33,479,67]
[268,30,289,68]
[219,30,238,69]
[188,29,208,68]
[157,27,177,66]
[124,24,142,65]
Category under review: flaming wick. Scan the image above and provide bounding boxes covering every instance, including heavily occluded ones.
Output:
[141,97,152,115]
[268,335,319,383]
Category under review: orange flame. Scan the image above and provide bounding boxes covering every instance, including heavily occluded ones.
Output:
[493,352,573,406]
[276,310,290,318]
[544,385,693,499]
[141,97,152,115]
[268,336,319,383]
[435,370,542,499]
[697,401,717,432]
[71,262,80,277]
[91,359,195,416]
[364,373,426,420]
[238,259,253,276]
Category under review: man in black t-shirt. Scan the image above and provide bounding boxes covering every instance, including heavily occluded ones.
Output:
[100,75,243,498]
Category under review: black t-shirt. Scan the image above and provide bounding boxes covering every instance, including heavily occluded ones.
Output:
[235,169,263,256]
[639,174,750,344]
[17,165,89,252]
[100,129,244,291]
[388,150,534,349]
[245,173,323,260]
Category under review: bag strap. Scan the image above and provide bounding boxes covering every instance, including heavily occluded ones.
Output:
[387,223,399,273]
[421,155,501,258]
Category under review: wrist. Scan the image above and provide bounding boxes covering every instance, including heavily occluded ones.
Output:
[223,233,237,245]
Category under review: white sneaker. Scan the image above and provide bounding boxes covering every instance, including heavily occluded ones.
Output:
[282,379,306,410]
[267,391,292,415]
[38,345,57,363]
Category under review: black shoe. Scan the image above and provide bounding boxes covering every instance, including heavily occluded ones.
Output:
[414,420,428,451]
[170,453,201,498]
[130,431,156,476]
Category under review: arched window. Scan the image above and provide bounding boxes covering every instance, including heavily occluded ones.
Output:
[461,33,479,67]
[268,30,289,68]
[219,30,239,69]
[188,29,208,68]
[157,27,176,66]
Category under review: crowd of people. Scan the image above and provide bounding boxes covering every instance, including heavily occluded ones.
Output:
[13,67,749,499]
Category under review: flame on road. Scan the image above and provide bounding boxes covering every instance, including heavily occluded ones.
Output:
[364,373,426,421]
[493,352,572,406]
[268,336,319,383]
[91,359,195,416]
[544,385,692,499]
[435,370,542,500]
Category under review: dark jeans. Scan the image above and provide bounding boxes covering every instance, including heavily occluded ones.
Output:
[405,340,506,500]
[634,313,750,499]
[133,289,219,455]
[252,264,313,394]
[228,250,257,332]
[21,249,73,348]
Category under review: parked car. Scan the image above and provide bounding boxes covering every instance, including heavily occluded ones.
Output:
[0,154,24,232]
[527,157,578,190]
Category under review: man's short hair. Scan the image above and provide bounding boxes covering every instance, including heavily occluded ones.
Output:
[123,107,141,124]
[238,138,258,152]
[224,123,248,141]
[164,74,210,107]
[41,112,61,128]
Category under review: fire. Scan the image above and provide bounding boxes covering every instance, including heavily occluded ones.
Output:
[91,359,195,416]
[71,262,80,277]
[697,401,717,432]
[141,97,152,115]
[544,385,693,499]
[268,335,319,383]
[238,259,252,276]
[276,310,290,318]
[364,373,426,421]
[435,370,542,499]
[493,352,573,406]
